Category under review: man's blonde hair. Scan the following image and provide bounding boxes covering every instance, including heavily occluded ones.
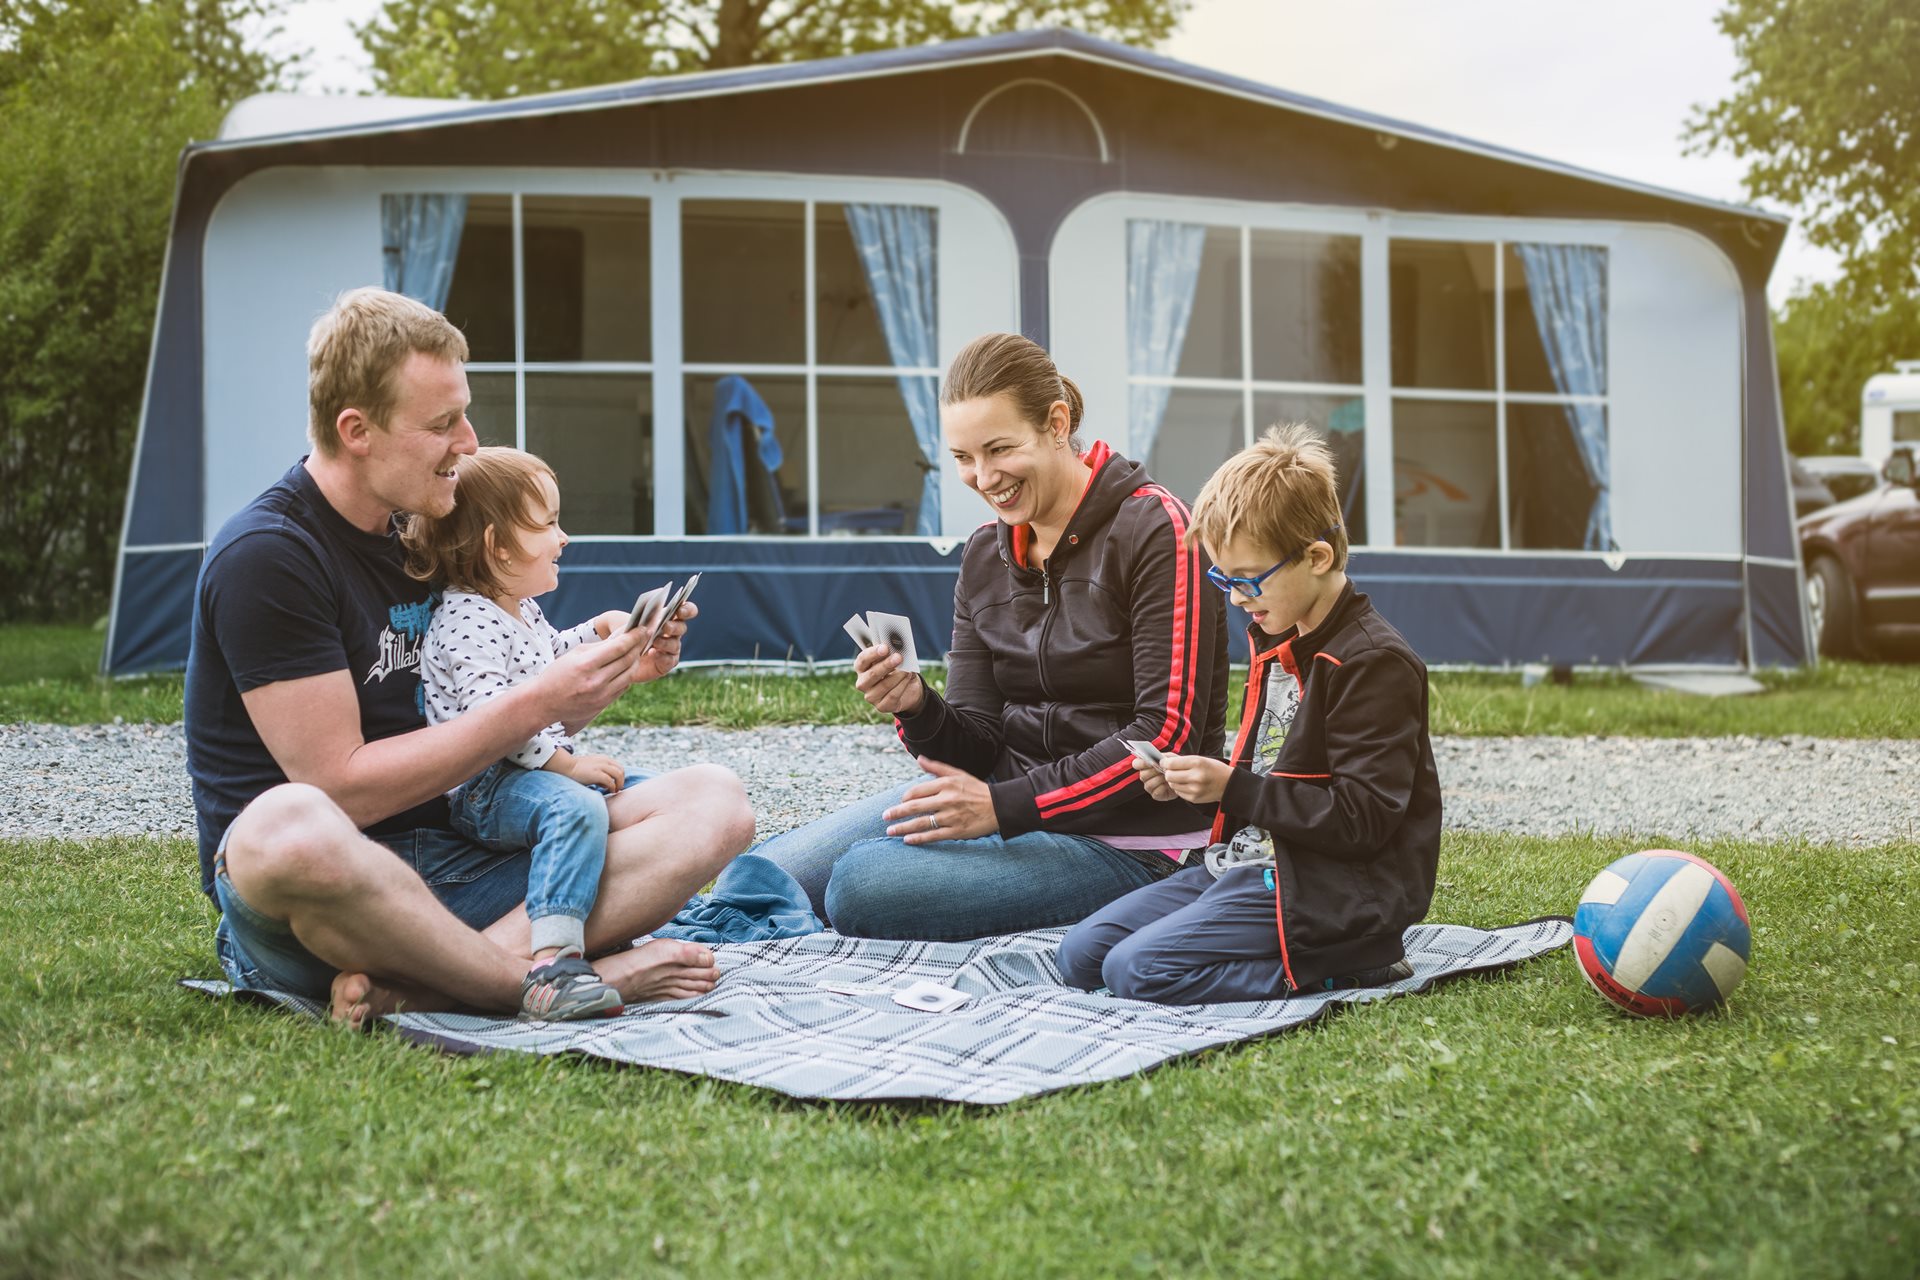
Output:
[307,287,469,456]
[1191,423,1349,571]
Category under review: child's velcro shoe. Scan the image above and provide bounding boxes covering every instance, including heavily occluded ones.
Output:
[520,954,625,1021]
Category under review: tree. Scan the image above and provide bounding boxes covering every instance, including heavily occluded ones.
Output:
[1689,0,1920,453]
[0,0,285,620]
[360,0,1190,101]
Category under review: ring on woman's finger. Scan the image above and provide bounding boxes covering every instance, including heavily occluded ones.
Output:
[925,813,939,832]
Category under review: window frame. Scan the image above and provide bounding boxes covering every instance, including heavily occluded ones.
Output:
[1387,236,1610,552]
[433,172,1016,541]
[1055,194,1623,553]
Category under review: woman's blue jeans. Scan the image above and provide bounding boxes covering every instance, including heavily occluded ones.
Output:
[753,781,1169,942]
[451,761,611,955]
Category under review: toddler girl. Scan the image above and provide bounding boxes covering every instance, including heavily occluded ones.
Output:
[404,446,640,1021]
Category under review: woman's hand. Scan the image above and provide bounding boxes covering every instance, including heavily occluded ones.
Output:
[854,643,926,716]
[883,757,996,844]
[1132,755,1177,802]
[1158,754,1233,805]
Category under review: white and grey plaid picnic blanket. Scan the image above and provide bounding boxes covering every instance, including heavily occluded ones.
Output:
[183,918,1570,1105]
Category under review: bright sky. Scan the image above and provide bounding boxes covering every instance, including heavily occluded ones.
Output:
[263,0,1838,305]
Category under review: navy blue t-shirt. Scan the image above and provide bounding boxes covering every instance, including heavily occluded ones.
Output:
[185,459,448,897]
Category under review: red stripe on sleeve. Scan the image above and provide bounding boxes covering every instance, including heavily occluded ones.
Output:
[1031,488,1201,815]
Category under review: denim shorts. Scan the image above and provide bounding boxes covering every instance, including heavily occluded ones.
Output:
[212,823,533,1001]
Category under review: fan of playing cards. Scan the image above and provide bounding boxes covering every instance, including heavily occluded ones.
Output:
[843,611,920,672]
[615,574,701,654]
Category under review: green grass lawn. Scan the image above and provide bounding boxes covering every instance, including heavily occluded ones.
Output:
[12,623,1919,737]
[3,832,1915,1278]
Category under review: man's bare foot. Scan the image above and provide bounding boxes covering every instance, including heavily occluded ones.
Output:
[595,938,719,1004]
[327,970,449,1027]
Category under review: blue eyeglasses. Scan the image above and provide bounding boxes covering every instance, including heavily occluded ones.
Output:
[1205,526,1343,598]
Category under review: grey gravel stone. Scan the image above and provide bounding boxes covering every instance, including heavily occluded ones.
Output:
[0,723,1914,848]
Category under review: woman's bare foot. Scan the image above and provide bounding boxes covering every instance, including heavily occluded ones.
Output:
[327,970,450,1028]
[595,938,719,1004]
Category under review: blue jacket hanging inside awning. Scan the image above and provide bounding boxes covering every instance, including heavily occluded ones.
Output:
[706,375,789,535]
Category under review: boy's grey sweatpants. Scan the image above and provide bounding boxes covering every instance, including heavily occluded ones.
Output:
[1056,863,1292,1005]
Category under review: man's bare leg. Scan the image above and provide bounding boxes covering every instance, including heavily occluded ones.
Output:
[221,784,528,1023]
[479,763,754,1002]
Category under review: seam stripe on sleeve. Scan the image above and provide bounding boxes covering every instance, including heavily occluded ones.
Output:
[1034,489,1200,819]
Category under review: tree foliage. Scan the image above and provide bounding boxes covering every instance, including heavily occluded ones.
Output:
[1772,280,1913,456]
[361,0,1190,100]
[0,0,284,620]
[1689,0,1920,452]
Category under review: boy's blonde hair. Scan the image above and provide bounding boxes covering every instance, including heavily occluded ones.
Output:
[1191,423,1349,571]
[401,447,556,597]
[308,286,469,457]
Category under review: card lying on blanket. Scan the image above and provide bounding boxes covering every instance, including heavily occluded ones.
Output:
[183,919,1570,1106]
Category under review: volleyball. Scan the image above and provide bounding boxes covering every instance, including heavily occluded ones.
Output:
[1572,850,1751,1016]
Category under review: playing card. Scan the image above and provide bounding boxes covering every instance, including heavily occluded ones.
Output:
[618,583,671,635]
[865,609,920,673]
[842,612,877,651]
[1124,739,1165,769]
[640,573,700,654]
[891,980,970,1013]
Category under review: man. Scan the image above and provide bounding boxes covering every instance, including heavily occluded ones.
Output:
[186,287,753,1024]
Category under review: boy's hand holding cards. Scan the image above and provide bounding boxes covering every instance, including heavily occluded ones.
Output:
[843,609,919,673]
[1124,739,1165,771]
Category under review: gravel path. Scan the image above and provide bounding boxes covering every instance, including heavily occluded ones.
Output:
[2,723,1914,848]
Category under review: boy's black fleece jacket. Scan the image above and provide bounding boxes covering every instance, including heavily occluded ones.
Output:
[895,441,1229,841]
[1213,581,1443,989]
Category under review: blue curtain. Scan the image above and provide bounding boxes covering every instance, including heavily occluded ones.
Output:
[1514,243,1613,551]
[845,204,941,536]
[1126,220,1207,461]
[380,194,468,312]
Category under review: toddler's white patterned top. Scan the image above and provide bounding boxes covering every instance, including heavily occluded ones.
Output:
[420,591,600,768]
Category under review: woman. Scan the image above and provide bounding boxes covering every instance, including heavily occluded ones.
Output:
[758,333,1229,940]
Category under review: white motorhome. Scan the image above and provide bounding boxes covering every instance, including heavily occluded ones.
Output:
[1862,361,1920,464]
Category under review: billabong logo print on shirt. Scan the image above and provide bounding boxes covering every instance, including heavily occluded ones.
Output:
[365,596,437,685]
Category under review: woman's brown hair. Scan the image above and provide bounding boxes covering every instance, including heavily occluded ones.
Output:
[941,333,1087,452]
[401,447,557,597]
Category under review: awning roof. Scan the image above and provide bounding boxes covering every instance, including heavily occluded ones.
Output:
[201,26,1786,227]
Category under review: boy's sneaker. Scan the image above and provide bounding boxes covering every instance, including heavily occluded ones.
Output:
[1321,958,1416,991]
[520,954,625,1021]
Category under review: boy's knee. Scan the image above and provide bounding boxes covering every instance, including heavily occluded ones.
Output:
[1101,934,1183,1004]
[1054,923,1110,991]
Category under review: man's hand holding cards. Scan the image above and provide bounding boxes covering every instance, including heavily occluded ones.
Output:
[846,609,925,716]
[617,575,701,653]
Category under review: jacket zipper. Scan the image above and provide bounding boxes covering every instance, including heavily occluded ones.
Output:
[1242,641,1299,991]
[1035,555,1057,699]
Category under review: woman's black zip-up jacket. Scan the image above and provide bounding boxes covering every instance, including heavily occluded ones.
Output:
[1213,581,1442,989]
[896,441,1229,842]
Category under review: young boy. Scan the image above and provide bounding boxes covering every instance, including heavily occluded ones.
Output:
[1057,424,1441,1004]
